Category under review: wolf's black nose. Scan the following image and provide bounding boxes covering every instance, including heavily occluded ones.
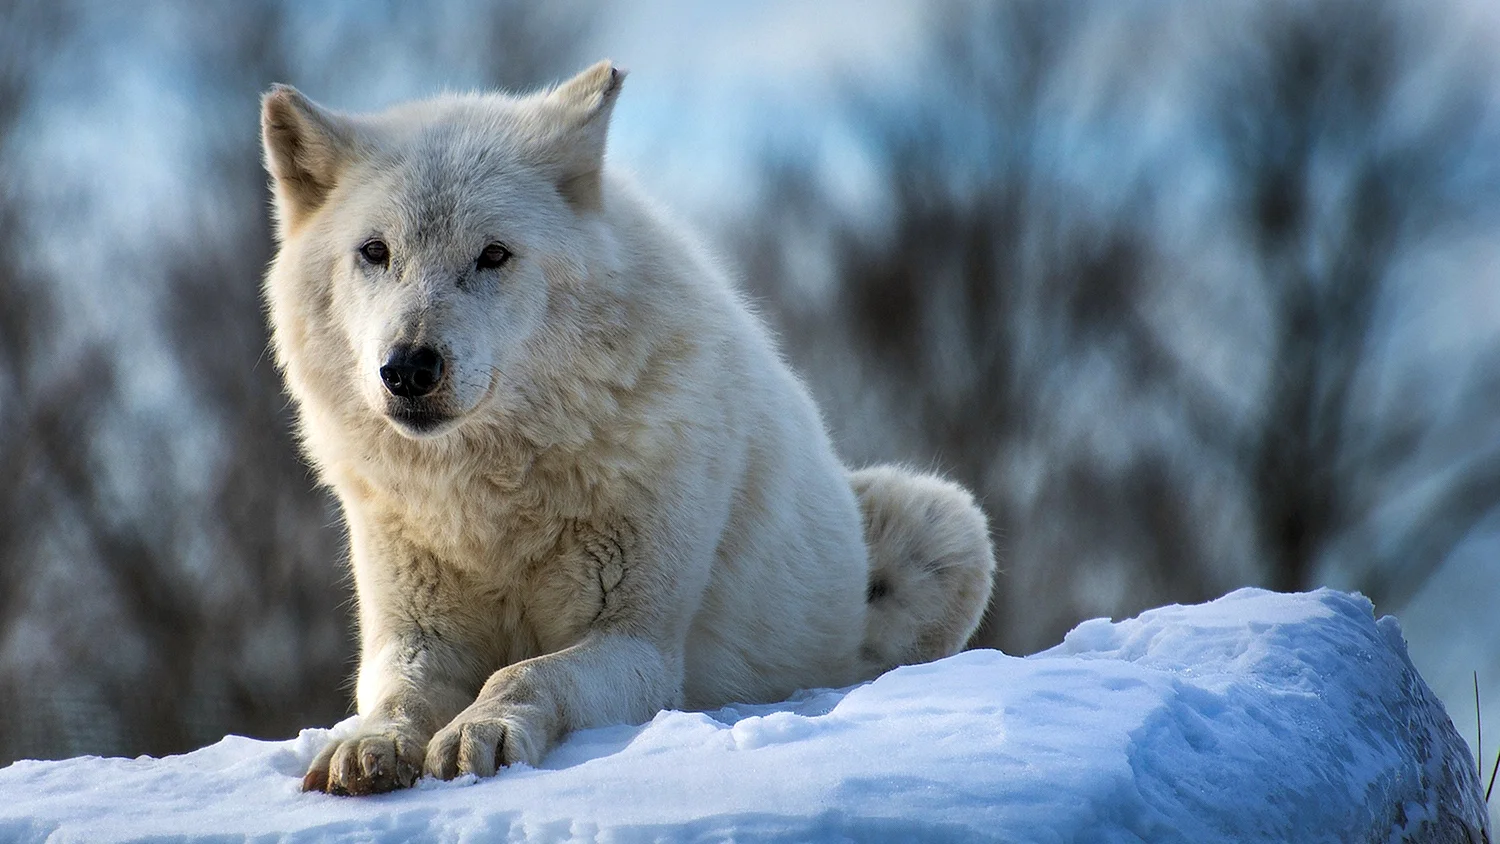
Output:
[380,345,445,399]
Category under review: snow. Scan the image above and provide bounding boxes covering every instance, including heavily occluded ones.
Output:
[0,589,1487,843]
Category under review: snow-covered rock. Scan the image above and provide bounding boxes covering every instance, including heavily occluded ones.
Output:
[0,589,1487,843]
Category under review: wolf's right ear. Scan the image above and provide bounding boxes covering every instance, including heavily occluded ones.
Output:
[260,85,356,236]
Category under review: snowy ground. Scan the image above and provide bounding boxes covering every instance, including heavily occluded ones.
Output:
[0,589,1486,843]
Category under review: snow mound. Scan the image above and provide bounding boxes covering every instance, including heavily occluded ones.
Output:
[0,589,1487,843]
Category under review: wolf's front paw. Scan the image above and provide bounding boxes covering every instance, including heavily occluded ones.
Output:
[303,727,426,795]
[424,702,550,780]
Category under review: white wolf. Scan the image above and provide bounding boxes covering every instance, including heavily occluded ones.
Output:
[259,61,996,795]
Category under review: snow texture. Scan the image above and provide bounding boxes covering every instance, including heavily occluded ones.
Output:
[0,589,1487,843]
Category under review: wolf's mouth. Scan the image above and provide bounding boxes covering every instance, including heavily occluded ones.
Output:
[385,402,456,438]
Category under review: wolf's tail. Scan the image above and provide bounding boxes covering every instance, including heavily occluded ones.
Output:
[851,466,996,675]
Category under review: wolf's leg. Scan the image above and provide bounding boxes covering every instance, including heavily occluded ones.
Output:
[423,632,680,777]
[423,514,697,779]
[303,629,482,794]
[304,527,490,795]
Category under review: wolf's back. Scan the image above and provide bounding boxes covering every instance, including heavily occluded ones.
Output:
[852,466,996,673]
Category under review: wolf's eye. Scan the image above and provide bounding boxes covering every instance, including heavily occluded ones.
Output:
[359,239,389,266]
[476,242,511,271]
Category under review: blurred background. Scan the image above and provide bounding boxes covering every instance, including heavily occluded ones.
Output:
[3,0,1500,803]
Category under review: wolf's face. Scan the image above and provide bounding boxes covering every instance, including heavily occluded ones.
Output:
[320,147,570,438]
[261,63,624,440]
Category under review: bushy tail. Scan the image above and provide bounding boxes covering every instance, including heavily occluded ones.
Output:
[851,466,996,675]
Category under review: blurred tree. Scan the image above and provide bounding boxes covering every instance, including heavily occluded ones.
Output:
[5,0,1500,767]
[1216,2,1500,604]
[0,0,122,763]
[739,0,1500,654]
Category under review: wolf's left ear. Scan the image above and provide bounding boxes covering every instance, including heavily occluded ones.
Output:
[539,60,626,211]
[260,85,357,236]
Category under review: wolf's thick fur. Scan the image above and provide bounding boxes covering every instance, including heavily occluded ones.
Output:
[259,61,995,795]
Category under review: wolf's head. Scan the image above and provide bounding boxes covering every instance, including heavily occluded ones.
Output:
[260,62,625,441]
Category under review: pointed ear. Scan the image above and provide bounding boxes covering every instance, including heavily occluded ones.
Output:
[260,85,356,235]
[539,60,626,211]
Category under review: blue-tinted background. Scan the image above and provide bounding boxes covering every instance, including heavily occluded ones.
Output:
[3,0,1498,810]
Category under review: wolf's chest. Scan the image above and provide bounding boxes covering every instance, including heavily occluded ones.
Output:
[359,466,638,650]
[367,472,562,569]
